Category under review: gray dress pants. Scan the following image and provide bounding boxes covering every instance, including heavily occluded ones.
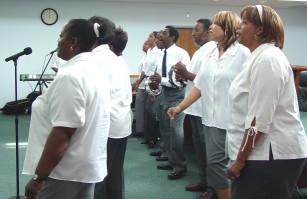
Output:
[144,95,159,142]
[135,88,148,133]
[157,87,186,171]
[189,115,207,184]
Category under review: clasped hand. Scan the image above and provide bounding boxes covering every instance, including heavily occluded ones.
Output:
[174,62,188,80]
[226,160,245,181]
[25,179,44,199]
[167,107,181,120]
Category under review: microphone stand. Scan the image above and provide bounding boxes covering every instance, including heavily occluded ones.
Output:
[32,52,55,95]
[8,52,54,199]
[9,58,25,199]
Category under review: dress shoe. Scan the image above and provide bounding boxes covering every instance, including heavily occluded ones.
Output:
[185,182,207,192]
[141,140,149,144]
[157,164,173,170]
[167,168,187,180]
[149,151,162,156]
[196,192,218,199]
[148,141,155,149]
[156,155,168,161]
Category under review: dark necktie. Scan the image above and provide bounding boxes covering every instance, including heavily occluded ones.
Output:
[162,50,167,77]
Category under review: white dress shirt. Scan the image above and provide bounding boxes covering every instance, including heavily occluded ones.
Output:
[23,52,111,183]
[93,45,132,139]
[194,42,250,129]
[143,46,162,76]
[227,43,307,161]
[138,51,148,89]
[155,44,190,87]
[184,41,216,117]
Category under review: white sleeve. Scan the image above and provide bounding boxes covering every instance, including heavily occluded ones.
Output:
[245,58,287,133]
[47,74,85,128]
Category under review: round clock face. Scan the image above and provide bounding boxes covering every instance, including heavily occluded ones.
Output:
[41,8,58,25]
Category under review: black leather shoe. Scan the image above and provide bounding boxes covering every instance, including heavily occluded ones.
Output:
[168,168,187,180]
[157,164,173,170]
[156,156,168,161]
[149,151,162,156]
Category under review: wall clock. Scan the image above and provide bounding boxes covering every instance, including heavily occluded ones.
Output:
[41,8,58,25]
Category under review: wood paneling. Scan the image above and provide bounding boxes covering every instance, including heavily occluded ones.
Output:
[176,28,198,59]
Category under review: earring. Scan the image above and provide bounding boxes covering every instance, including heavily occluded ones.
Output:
[70,46,73,52]
[254,35,260,41]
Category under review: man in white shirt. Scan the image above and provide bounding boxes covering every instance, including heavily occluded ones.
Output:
[150,25,190,180]
[174,19,216,196]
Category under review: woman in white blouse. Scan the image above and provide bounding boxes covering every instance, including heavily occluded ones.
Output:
[168,11,250,199]
[226,5,307,199]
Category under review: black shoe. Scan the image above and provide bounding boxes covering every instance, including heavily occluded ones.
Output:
[156,155,168,161]
[149,151,162,156]
[141,141,149,144]
[168,168,187,180]
[157,164,173,170]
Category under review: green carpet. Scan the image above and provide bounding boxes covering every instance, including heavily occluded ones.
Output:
[0,114,201,199]
[0,113,306,199]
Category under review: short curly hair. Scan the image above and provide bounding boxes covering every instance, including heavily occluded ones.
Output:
[111,27,128,56]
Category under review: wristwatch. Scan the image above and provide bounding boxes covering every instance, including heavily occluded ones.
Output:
[32,174,47,181]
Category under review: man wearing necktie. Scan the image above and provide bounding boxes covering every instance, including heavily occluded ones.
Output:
[149,25,190,180]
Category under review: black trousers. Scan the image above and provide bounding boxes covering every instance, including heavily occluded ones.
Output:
[231,150,307,199]
[94,137,128,199]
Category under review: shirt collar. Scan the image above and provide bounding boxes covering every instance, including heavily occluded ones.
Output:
[62,52,92,68]
[210,42,239,58]
[92,44,110,53]
[165,44,176,53]
[243,43,275,68]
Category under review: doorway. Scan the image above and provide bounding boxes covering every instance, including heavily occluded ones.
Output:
[176,27,198,59]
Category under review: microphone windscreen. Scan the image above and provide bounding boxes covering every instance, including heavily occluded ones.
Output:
[24,47,32,55]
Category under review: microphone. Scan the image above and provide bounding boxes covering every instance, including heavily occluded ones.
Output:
[5,47,32,62]
[49,48,58,55]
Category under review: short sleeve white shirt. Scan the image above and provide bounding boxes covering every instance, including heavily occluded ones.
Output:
[184,41,216,117]
[227,43,307,160]
[194,43,250,129]
[143,46,162,76]
[23,52,111,183]
[138,51,148,89]
[93,45,132,138]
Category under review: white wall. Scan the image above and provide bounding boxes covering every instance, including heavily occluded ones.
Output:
[0,1,307,107]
